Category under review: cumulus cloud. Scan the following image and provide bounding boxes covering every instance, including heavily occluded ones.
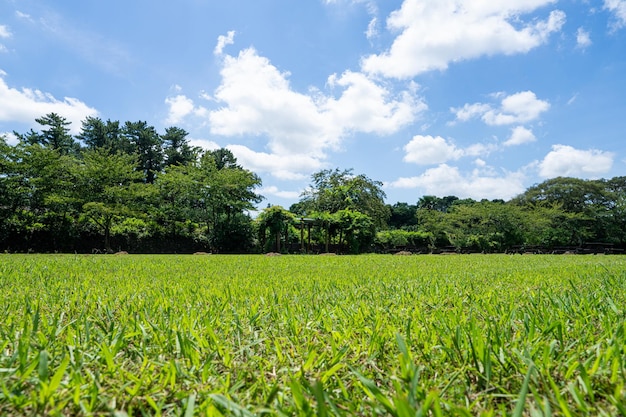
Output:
[576,27,592,48]
[165,95,195,124]
[227,144,325,180]
[362,1,565,78]
[214,30,236,55]
[403,135,463,165]
[452,91,550,126]
[187,137,220,151]
[164,91,210,125]
[203,46,424,178]
[259,186,301,200]
[402,134,498,165]
[504,126,536,146]
[0,72,98,133]
[604,0,626,29]
[538,145,614,178]
[387,164,526,200]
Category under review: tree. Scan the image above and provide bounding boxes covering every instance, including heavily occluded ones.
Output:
[513,177,607,213]
[5,140,81,250]
[444,201,526,252]
[387,202,418,229]
[299,168,390,228]
[77,117,131,154]
[333,209,375,253]
[417,195,459,212]
[122,121,163,183]
[73,149,143,252]
[257,206,294,252]
[154,148,262,252]
[161,127,199,167]
[14,113,79,156]
[205,148,240,170]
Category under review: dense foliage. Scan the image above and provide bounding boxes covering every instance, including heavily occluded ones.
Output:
[1,114,261,253]
[1,254,625,415]
[2,113,626,253]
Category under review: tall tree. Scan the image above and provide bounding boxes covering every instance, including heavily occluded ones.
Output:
[161,127,199,167]
[205,148,240,170]
[73,149,144,252]
[15,113,78,155]
[299,168,390,228]
[77,117,131,154]
[123,121,163,183]
[154,148,262,252]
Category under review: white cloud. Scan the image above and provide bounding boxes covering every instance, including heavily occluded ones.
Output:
[402,134,497,165]
[604,0,626,29]
[452,103,492,123]
[187,137,220,151]
[538,145,614,178]
[165,95,195,124]
[1,131,18,145]
[259,186,301,200]
[15,11,33,22]
[214,30,236,56]
[0,72,98,133]
[227,144,325,180]
[324,71,424,135]
[366,17,379,39]
[204,46,424,179]
[576,27,592,48]
[0,25,10,38]
[0,24,11,52]
[504,126,536,146]
[164,92,210,125]
[452,91,550,125]
[362,1,565,78]
[403,135,463,165]
[387,164,526,200]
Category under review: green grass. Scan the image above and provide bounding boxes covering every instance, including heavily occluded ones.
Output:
[1,254,625,416]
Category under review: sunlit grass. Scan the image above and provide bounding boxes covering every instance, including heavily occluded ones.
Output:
[1,254,625,415]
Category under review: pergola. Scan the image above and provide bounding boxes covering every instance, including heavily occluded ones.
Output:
[293,217,329,253]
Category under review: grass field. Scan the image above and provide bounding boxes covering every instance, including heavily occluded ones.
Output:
[1,254,625,416]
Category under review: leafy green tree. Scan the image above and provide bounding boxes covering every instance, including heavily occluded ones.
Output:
[6,140,81,250]
[73,149,143,252]
[333,209,375,253]
[205,148,240,170]
[415,207,451,248]
[257,205,295,252]
[513,177,607,213]
[444,201,526,252]
[154,148,262,252]
[387,202,418,229]
[299,168,390,229]
[417,195,459,212]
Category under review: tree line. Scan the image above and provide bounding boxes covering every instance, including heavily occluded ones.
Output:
[1,113,261,253]
[1,113,625,254]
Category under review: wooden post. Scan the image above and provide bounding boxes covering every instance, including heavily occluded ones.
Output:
[325,221,330,253]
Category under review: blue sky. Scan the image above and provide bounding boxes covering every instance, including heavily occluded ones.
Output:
[1,0,625,207]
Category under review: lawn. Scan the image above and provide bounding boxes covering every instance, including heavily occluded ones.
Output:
[1,254,625,415]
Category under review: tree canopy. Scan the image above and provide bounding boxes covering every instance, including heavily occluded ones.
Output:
[2,113,626,254]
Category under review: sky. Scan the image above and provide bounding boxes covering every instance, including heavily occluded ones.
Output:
[1,0,626,208]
